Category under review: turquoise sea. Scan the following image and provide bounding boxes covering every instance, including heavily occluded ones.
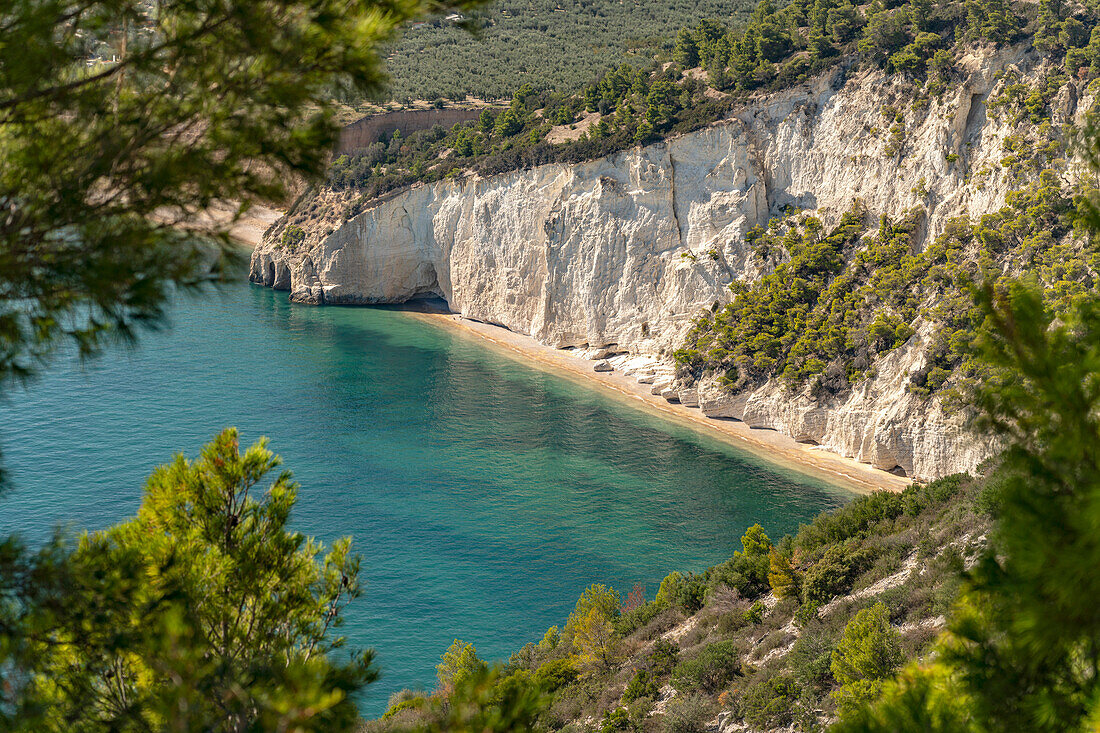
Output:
[0,283,849,715]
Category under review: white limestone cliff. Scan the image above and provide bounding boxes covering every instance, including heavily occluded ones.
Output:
[250,46,1074,482]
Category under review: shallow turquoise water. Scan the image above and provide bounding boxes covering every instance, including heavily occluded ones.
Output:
[0,284,848,715]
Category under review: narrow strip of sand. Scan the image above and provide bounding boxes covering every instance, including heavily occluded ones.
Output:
[233,220,906,495]
[406,312,911,496]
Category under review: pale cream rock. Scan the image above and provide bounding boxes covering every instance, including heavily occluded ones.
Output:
[251,45,1064,480]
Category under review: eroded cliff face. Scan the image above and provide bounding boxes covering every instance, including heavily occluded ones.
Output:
[251,45,1074,482]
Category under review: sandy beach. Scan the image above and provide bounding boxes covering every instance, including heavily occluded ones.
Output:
[233,218,907,496]
[407,310,910,496]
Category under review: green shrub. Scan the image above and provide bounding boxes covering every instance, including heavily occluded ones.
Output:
[902,473,968,516]
[532,658,578,692]
[707,524,773,599]
[716,611,749,635]
[278,224,305,247]
[793,600,820,628]
[739,673,800,728]
[789,624,838,690]
[656,571,708,612]
[615,599,665,635]
[600,706,631,732]
[832,677,886,718]
[797,491,904,555]
[623,669,660,703]
[648,639,680,676]
[742,600,766,625]
[671,640,743,693]
[382,695,426,719]
[801,543,876,606]
[662,693,713,733]
[830,602,903,715]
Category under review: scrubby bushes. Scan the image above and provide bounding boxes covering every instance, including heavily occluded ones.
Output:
[671,640,744,693]
[623,640,678,703]
[655,570,709,612]
[738,672,800,728]
[705,524,773,599]
[614,597,667,635]
[429,466,994,732]
[677,157,1091,403]
[829,602,903,716]
[801,543,877,606]
[796,490,905,555]
[663,693,714,733]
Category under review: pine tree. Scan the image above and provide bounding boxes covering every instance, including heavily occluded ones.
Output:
[768,549,800,598]
[5,430,376,730]
[0,0,479,385]
[831,602,903,718]
[674,28,701,68]
[437,639,488,692]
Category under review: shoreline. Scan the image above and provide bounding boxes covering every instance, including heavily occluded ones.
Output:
[234,220,906,495]
[405,309,910,495]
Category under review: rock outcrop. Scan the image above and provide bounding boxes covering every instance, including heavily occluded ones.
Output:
[251,45,1072,482]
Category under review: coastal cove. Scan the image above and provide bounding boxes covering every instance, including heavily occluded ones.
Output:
[409,309,911,495]
[0,284,851,716]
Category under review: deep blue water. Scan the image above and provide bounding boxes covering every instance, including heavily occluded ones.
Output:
[0,284,848,715]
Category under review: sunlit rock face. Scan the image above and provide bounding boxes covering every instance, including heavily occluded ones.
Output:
[252,46,1067,480]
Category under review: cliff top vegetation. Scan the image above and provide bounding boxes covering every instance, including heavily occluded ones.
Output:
[377,0,758,103]
[309,0,1100,218]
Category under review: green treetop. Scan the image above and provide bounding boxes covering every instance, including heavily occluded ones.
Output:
[4,428,375,730]
[0,0,481,386]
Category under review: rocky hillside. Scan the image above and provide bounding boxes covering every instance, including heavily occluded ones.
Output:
[251,43,1090,481]
[368,471,993,733]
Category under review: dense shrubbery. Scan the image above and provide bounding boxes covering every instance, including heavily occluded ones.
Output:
[801,542,877,606]
[796,490,906,555]
[829,602,904,717]
[674,158,1094,402]
[379,0,757,102]
[671,640,744,693]
[317,0,1100,212]
[391,466,993,732]
[738,672,800,729]
[830,283,1100,731]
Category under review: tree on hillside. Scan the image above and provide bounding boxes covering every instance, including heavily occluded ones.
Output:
[674,28,700,68]
[3,429,375,730]
[0,0,481,724]
[571,606,618,673]
[563,584,620,673]
[437,639,488,692]
[830,602,903,717]
[0,0,481,386]
[833,282,1100,731]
